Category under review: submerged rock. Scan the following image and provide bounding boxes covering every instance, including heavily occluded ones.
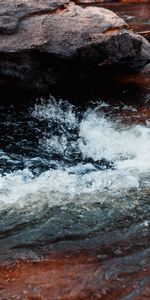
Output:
[0,0,149,94]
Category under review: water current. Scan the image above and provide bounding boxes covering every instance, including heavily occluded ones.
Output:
[0,2,149,298]
[0,96,150,266]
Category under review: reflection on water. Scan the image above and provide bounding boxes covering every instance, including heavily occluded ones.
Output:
[89,3,150,33]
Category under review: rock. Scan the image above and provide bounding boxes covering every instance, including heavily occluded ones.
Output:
[75,0,149,2]
[0,0,149,94]
[2,242,150,300]
[121,0,149,2]
[138,31,150,43]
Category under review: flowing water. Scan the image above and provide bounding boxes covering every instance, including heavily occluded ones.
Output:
[0,95,150,266]
[0,3,150,297]
[0,92,150,299]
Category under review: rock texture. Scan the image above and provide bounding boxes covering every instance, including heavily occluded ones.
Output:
[2,238,150,300]
[0,0,149,93]
[75,0,149,3]
[75,0,149,4]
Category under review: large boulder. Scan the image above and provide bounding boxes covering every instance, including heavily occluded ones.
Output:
[0,0,149,93]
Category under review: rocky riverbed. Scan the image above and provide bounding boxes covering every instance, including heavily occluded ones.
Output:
[0,1,150,300]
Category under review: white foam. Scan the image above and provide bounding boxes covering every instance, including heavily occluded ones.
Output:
[0,98,150,208]
[79,111,150,171]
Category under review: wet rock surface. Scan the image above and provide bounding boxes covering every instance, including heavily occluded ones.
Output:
[1,219,150,300]
[0,0,149,94]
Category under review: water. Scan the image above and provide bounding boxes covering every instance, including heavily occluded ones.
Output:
[0,96,150,263]
[90,3,150,33]
[0,2,149,298]
[0,95,150,300]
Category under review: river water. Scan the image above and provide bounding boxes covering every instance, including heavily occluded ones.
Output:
[86,2,150,33]
[0,3,150,300]
[0,92,150,299]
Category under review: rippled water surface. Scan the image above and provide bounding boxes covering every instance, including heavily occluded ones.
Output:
[0,88,150,300]
[0,1,149,298]
[0,97,150,251]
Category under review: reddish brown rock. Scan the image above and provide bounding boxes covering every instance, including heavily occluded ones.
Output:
[1,247,150,300]
[0,0,149,94]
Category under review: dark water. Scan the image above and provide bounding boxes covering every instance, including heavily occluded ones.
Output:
[0,94,150,262]
[0,94,150,300]
[0,3,150,299]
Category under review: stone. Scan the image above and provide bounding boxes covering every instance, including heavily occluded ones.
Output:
[75,0,149,3]
[0,0,149,94]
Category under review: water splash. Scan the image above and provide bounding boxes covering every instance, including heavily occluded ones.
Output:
[0,96,150,209]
